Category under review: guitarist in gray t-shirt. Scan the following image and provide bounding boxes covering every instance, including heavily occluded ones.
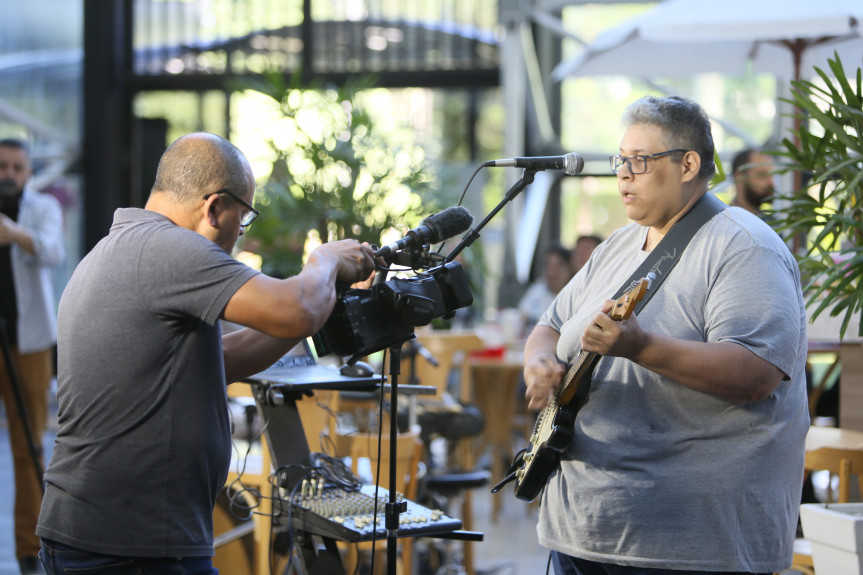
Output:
[522,96,808,575]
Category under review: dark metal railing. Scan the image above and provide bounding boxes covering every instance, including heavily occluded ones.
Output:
[132,0,500,86]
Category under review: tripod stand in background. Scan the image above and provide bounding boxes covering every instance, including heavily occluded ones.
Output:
[0,313,46,494]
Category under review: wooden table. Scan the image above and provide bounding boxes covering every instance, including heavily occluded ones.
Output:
[806,425,863,452]
[469,347,525,522]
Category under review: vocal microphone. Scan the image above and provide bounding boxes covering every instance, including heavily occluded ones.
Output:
[374,206,474,259]
[483,152,584,176]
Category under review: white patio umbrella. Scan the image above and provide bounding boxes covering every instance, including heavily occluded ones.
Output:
[552,0,862,256]
[552,0,863,82]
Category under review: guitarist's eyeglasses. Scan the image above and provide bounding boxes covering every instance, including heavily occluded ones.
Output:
[610,149,689,175]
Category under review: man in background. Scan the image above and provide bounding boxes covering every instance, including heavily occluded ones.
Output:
[518,243,573,334]
[0,138,65,575]
[730,148,775,216]
[570,234,602,275]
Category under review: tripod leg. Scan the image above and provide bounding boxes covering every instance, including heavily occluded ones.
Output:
[0,321,46,495]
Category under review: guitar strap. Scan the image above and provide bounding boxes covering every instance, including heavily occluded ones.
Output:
[611,192,727,312]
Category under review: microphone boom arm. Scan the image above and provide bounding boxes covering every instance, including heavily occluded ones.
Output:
[445,168,537,263]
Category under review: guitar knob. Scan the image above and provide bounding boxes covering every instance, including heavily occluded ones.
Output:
[529,433,539,444]
[515,468,524,480]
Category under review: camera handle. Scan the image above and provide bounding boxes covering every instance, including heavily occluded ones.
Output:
[0,313,46,494]
[445,168,537,264]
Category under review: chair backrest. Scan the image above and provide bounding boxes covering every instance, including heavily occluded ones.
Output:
[295,389,340,454]
[404,331,486,402]
[805,446,863,503]
[342,426,423,499]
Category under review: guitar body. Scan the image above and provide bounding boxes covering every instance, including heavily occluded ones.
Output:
[513,367,592,502]
[513,401,577,501]
[505,277,650,502]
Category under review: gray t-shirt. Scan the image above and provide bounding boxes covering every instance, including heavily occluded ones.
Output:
[537,205,809,572]
[37,208,259,557]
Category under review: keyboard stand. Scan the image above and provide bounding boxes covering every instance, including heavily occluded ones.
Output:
[238,366,468,575]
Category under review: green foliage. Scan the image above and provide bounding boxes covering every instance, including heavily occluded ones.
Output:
[710,148,726,189]
[769,53,863,339]
[238,72,436,278]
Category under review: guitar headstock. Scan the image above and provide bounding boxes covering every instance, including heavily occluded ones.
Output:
[609,275,651,321]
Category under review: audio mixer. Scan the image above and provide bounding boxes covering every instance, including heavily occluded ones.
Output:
[275,483,462,543]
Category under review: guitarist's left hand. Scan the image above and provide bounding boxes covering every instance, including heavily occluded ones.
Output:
[580,299,646,359]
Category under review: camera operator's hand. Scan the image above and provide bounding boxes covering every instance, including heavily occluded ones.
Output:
[310,239,376,287]
[351,243,389,290]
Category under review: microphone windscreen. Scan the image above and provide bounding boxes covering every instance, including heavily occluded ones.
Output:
[422,206,474,243]
[564,152,585,176]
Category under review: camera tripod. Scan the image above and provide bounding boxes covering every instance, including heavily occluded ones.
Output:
[0,313,46,494]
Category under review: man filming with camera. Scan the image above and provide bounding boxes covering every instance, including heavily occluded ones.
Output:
[36,132,376,575]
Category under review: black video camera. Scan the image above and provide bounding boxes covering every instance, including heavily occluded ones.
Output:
[312,260,473,362]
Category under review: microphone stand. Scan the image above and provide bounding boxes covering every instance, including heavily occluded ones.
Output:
[384,342,407,575]
[373,166,541,572]
[369,257,414,575]
[402,339,438,430]
[0,314,45,494]
[445,168,537,264]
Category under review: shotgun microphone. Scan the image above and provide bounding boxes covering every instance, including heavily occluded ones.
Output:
[374,206,473,259]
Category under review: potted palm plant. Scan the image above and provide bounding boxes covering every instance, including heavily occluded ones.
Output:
[771,51,863,404]
[771,53,863,340]
[772,52,863,570]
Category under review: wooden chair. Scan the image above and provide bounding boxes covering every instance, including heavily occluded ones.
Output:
[336,426,424,575]
[403,330,486,474]
[788,445,863,574]
[407,330,486,403]
[403,330,487,575]
[213,486,256,574]
[217,382,274,575]
[296,388,340,454]
[219,383,341,575]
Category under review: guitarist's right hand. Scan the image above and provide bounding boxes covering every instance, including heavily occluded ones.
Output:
[524,352,566,411]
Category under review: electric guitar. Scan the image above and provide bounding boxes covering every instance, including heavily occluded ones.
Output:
[499,276,650,502]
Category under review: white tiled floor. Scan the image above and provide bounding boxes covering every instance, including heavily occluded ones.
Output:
[470,487,550,575]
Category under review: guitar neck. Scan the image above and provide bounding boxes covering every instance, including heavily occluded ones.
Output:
[557,350,600,405]
[546,276,650,409]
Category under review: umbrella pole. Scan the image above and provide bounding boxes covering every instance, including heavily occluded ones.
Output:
[787,39,806,253]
